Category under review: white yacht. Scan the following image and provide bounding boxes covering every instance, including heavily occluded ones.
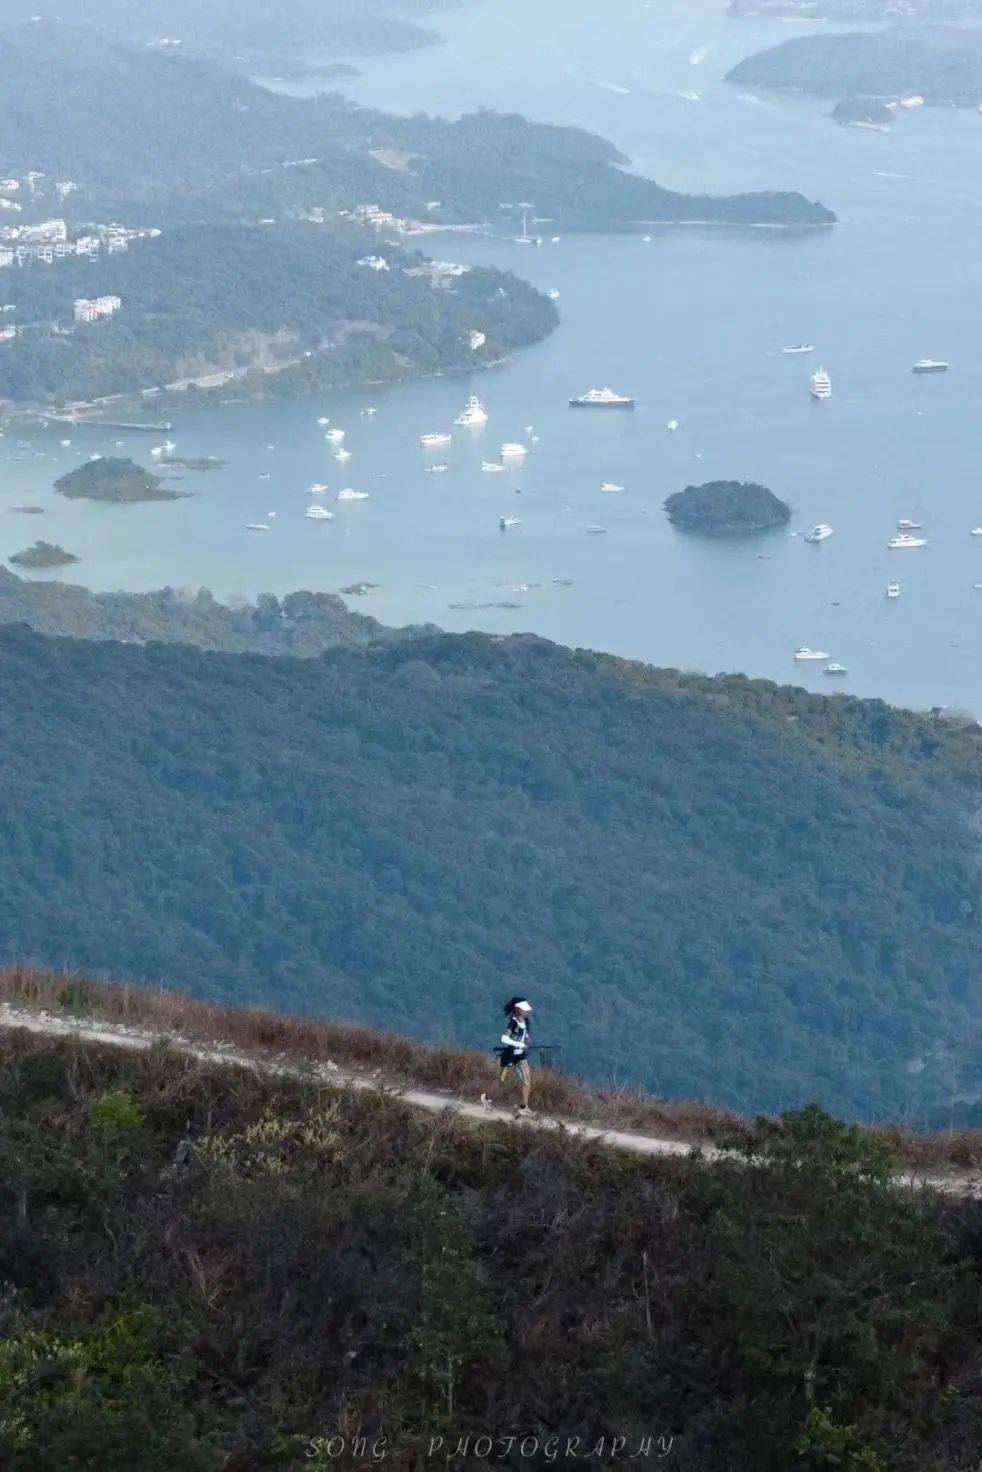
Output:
[824,663,848,676]
[888,533,926,548]
[886,582,901,599]
[547,289,560,300]
[794,647,830,661]
[59,438,71,447]
[420,431,452,448]
[325,428,345,444]
[426,463,449,474]
[361,406,377,417]
[970,527,982,537]
[570,387,635,409]
[454,395,488,427]
[308,482,329,495]
[782,343,815,355]
[246,522,270,532]
[666,419,680,432]
[306,505,334,520]
[482,461,505,473]
[804,523,834,542]
[897,519,922,531]
[337,489,369,501]
[586,525,608,535]
[317,416,331,426]
[334,448,352,462]
[809,367,832,400]
[912,359,948,374]
[501,442,527,458]
[499,515,521,529]
[601,482,625,493]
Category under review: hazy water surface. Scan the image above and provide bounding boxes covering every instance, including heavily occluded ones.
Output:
[5,0,982,712]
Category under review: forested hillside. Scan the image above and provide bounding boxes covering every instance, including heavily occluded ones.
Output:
[0,1030,979,1469]
[0,226,554,403]
[1,623,980,1120]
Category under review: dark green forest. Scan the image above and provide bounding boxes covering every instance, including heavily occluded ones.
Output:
[1,623,980,1120]
[0,227,555,404]
[0,1032,979,1469]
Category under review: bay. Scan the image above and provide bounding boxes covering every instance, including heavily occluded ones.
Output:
[4,0,982,712]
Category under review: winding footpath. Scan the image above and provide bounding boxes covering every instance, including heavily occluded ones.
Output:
[1,1003,978,1199]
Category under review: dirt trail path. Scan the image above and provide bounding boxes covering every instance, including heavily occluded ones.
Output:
[2,1004,978,1197]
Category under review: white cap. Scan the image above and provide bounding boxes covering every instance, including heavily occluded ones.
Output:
[515,999,532,1013]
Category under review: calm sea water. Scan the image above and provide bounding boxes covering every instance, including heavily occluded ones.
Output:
[5,0,982,712]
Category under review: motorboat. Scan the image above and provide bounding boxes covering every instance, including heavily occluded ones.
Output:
[454,395,488,427]
[547,289,560,300]
[306,505,334,520]
[482,461,505,473]
[804,523,834,542]
[326,427,345,444]
[246,523,270,531]
[666,419,680,432]
[586,525,608,535]
[897,519,922,530]
[913,359,948,374]
[782,343,815,355]
[499,515,521,529]
[361,406,377,417]
[420,431,452,447]
[793,647,829,661]
[886,583,900,598]
[888,533,926,548]
[308,483,329,495]
[971,527,982,537]
[570,387,635,409]
[824,663,848,676]
[334,448,352,462]
[337,489,369,501]
[501,442,527,458]
[317,416,331,426]
[426,463,449,473]
[810,367,832,400]
[258,472,271,480]
[601,482,625,493]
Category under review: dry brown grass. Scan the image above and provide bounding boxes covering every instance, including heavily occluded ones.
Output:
[0,964,978,1170]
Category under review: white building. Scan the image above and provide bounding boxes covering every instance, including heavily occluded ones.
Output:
[21,218,67,244]
[74,294,122,325]
[0,249,13,269]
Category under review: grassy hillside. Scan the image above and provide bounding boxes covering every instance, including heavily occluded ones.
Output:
[0,623,980,1121]
[727,26,982,107]
[0,1026,978,1469]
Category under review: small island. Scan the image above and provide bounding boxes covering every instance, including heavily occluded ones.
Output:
[831,97,894,127]
[665,480,791,533]
[55,457,185,504]
[9,541,80,569]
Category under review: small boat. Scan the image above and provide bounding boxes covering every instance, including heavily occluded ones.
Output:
[570,387,635,409]
[547,289,560,300]
[258,472,271,480]
[308,482,329,495]
[912,359,948,374]
[824,663,848,676]
[334,448,352,462]
[601,482,625,493]
[455,395,488,427]
[426,463,449,474]
[971,527,982,537]
[782,343,815,355]
[551,236,561,243]
[501,442,527,459]
[150,443,166,456]
[482,461,505,473]
[886,582,900,598]
[888,533,926,548]
[337,489,369,501]
[317,416,331,426]
[586,525,608,535]
[306,505,334,520]
[361,406,377,417]
[499,515,521,529]
[804,523,834,542]
[59,438,71,446]
[246,523,270,532]
[810,367,832,400]
[421,431,452,447]
[897,519,922,530]
[794,647,829,661]
[641,235,652,244]
[666,419,680,432]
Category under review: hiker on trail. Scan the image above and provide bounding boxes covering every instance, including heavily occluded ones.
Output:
[481,997,533,1117]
